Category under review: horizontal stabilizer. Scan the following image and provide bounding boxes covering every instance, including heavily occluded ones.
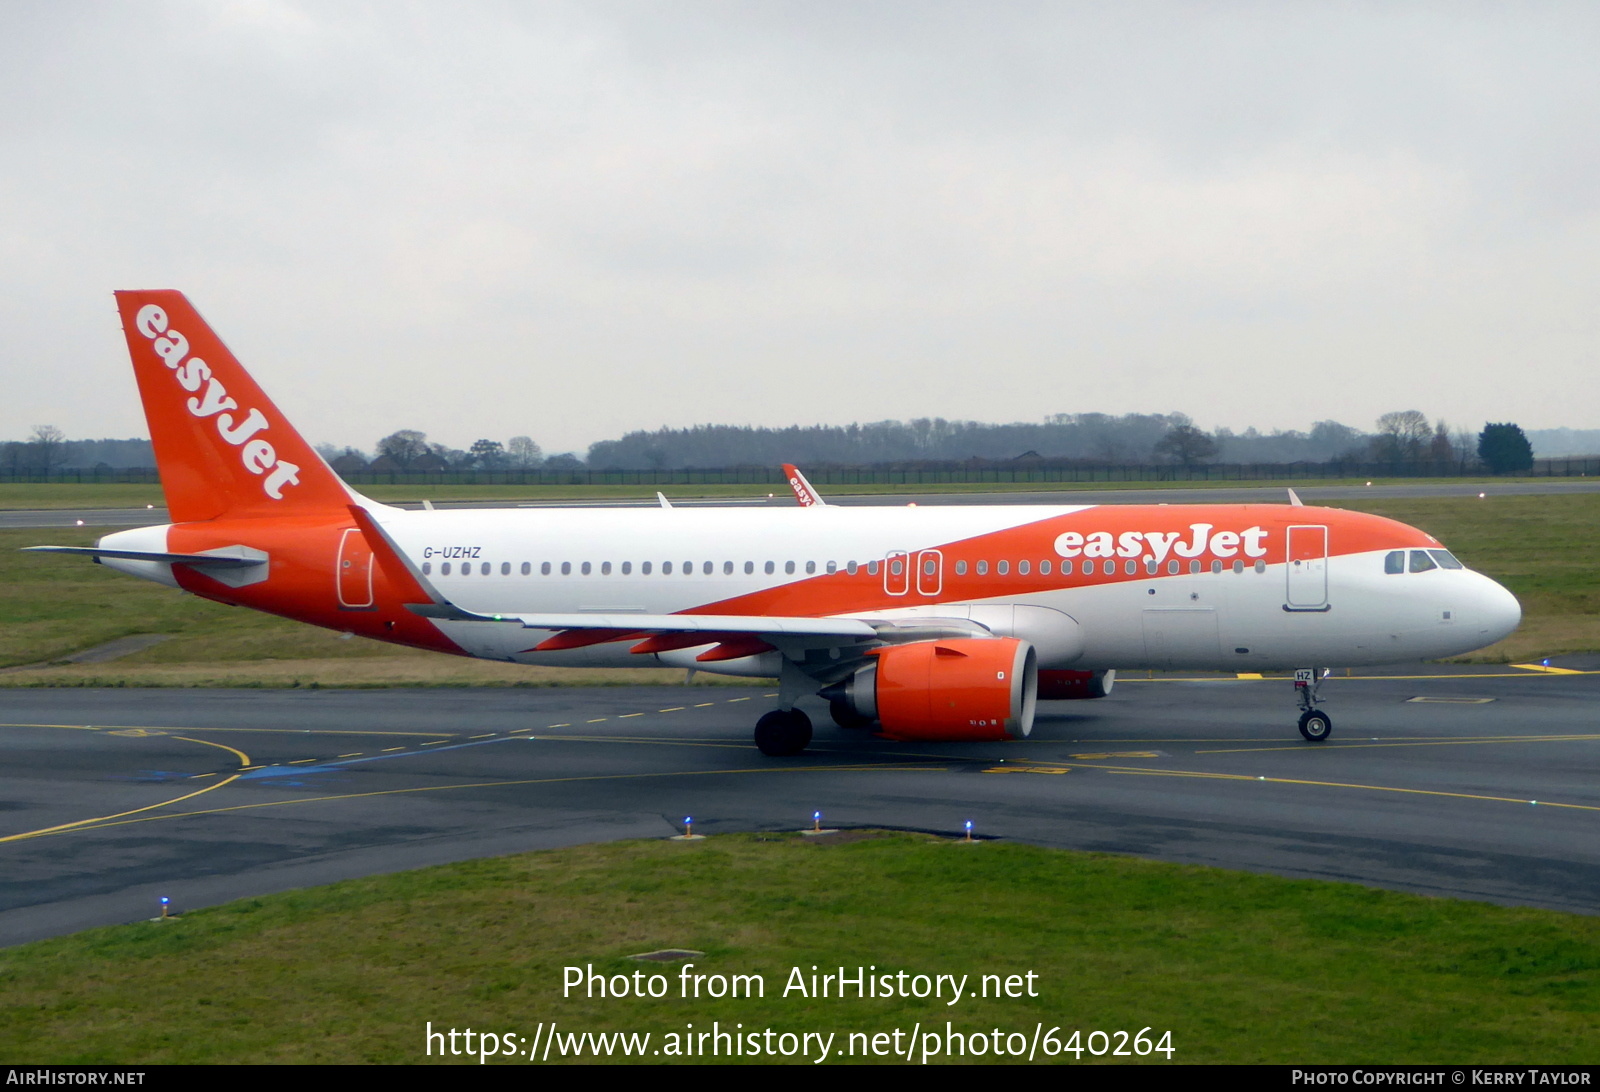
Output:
[23,545,265,569]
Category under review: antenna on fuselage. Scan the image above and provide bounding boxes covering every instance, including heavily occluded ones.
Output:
[1286,488,1304,507]
[657,492,673,509]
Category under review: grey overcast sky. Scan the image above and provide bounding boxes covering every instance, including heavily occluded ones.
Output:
[2,2,1597,455]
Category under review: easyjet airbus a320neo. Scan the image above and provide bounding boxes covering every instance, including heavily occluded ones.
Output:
[31,291,1522,755]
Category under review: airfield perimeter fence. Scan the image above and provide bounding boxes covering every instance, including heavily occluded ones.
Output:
[7,457,1600,487]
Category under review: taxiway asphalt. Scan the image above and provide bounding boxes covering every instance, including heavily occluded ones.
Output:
[3,666,1597,948]
[5,478,1599,529]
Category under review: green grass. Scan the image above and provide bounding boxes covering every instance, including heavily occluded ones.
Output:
[4,493,1596,683]
[1,832,1596,1064]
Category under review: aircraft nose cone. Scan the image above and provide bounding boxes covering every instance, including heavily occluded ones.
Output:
[1476,575,1522,645]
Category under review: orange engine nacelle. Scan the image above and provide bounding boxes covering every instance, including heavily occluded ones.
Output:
[826,638,1038,742]
[1036,669,1115,700]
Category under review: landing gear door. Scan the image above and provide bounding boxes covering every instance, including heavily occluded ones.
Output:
[337,527,376,610]
[1285,525,1328,611]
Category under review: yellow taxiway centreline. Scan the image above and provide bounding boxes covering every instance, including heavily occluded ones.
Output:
[1097,765,1600,814]
[18,764,941,841]
[1198,734,1600,755]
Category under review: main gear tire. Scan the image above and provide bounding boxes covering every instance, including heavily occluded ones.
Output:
[755,709,814,756]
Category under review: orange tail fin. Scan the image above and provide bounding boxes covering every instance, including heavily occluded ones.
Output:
[115,290,353,522]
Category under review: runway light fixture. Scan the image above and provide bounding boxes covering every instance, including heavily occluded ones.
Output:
[813,810,822,832]
[159,896,171,919]
[964,819,974,842]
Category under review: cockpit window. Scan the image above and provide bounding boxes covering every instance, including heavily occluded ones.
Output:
[1409,549,1438,573]
[1428,549,1464,570]
[1384,550,1405,574]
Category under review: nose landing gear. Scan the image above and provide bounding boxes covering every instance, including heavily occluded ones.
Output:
[1294,667,1332,742]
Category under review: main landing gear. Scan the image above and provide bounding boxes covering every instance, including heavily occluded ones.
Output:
[1294,667,1332,742]
[754,708,813,756]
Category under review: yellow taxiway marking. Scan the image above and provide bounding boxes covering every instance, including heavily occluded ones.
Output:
[469,733,495,739]
[0,722,454,739]
[420,740,450,746]
[20,764,941,841]
[658,707,686,712]
[619,713,644,718]
[337,752,363,759]
[1406,696,1495,704]
[727,697,752,702]
[1197,733,1600,755]
[983,766,1069,775]
[694,703,716,708]
[1099,764,1600,814]
[0,734,251,844]
[289,758,319,765]
[586,718,608,723]
[548,723,570,728]
[1235,673,1264,679]
[381,746,407,752]
[1069,751,1161,760]
[108,728,167,738]
[1126,670,1597,682]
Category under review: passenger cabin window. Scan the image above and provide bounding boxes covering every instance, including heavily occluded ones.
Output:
[826,561,837,574]
[745,561,754,574]
[663,561,673,574]
[955,560,968,575]
[642,561,652,574]
[442,562,452,576]
[1409,550,1437,574]
[997,561,1009,575]
[541,562,551,575]
[581,562,592,575]
[806,561,816,574]
[1040,560,1051,575]
[976,560,988,575]
[422,562,432,575]
[1210,560,1222,574]
[724,561,734,575]
[502,562,511,575]
[561,562,572,575]
[786,561,796,575]
[521,562,531,575]
[1060,560,1072,575]
[1018,560,1030,575]
[765,561,775,574]
[867,560,880,576]
[1125,560,1138,574]
[846,561,858,575]
[620,562,631,575]
[1385,551,1405,574]
[702,561,713,575]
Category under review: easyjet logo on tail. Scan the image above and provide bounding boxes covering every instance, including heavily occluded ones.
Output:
[134,304,300,500]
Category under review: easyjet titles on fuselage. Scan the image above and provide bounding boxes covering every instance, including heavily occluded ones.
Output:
[1053,524,1269,564]
[133,303,301,501]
